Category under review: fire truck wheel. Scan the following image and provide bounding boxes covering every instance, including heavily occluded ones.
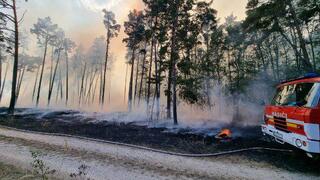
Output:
[307,153,320,160]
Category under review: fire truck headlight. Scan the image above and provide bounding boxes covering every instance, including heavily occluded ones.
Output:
[295,139,302,147]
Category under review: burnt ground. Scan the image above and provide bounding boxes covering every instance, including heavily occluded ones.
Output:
[0,107,319,175]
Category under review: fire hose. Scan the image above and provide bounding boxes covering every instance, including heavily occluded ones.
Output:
[0,125,293,157]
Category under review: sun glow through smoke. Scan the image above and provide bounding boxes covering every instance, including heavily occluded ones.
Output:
[78,0,125,12]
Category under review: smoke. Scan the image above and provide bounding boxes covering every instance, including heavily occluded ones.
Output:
[172,76,275,128]
[0,66,276,130]
[78,0,126,12]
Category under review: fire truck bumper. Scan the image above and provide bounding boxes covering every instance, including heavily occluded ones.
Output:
[262,124,320,154]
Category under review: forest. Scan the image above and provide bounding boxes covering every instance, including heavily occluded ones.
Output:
[0,0,319,124]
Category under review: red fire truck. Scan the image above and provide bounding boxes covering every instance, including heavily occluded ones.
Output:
[262,73,320,158]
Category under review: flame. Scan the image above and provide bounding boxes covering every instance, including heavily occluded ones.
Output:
[216,129,232,139]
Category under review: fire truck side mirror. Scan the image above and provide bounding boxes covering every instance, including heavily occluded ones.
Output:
[260,100,266,106]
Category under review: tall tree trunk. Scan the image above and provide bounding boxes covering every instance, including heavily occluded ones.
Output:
[149,16,160,121]
[257,44,267,73]
[0,64,8,101]
[277,20,302,72]
[49,46,54,91]
[65,50,69,105]
[86,69,97,104]
[134,52,141,105]
[32,66,40,102]
[15,67,25,103]
[306,27,316,70]
[124,63,129,104]
[55,72,61,103]
[281,41,289,69]
[59,68,63,101]
[83,67,90,105]
[147,39,154,107]
[170,1,179,125]
[154,42,160,120]
[167,46,172,119]
[102,32,110,105]
[227,48,233,92]
[266,43,276,81]
[99,66,103,104]
[8,0,19,114]
[92,74,99,104]
[287,1,312,71]
[128,48,136,112]
[108,75,111,105]
[0,55,2,95]
[138,44,147,105]
[48,49,62,105]
[36,39,49,107]
[273,38,280,80]
[79,63,87,105]
[77,74,81,101]
[205,35,212,109]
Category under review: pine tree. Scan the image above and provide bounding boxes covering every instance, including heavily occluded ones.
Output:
[31,17,58,106]
[102,10,120,106]
[123,10,145,111]
[0,0,27,114]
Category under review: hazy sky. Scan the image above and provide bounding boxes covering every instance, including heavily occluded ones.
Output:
[14,0,248,110]
[21,0,248,52]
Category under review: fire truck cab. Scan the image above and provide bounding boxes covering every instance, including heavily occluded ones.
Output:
[262,73,320,158]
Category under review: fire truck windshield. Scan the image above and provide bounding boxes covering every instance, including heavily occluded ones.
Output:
[271,83,320,108]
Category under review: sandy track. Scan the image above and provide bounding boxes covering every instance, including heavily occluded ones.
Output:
[0,127,316,180]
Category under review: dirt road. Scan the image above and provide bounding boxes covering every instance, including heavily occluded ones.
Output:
[0,127,316,180]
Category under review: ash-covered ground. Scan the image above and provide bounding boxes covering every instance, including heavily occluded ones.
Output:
[0,107,319,176]
[0,107,269,153]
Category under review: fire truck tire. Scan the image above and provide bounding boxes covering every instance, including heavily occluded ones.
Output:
[307,153,320,160]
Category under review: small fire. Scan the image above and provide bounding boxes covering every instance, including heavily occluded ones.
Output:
[215,129,232,139]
